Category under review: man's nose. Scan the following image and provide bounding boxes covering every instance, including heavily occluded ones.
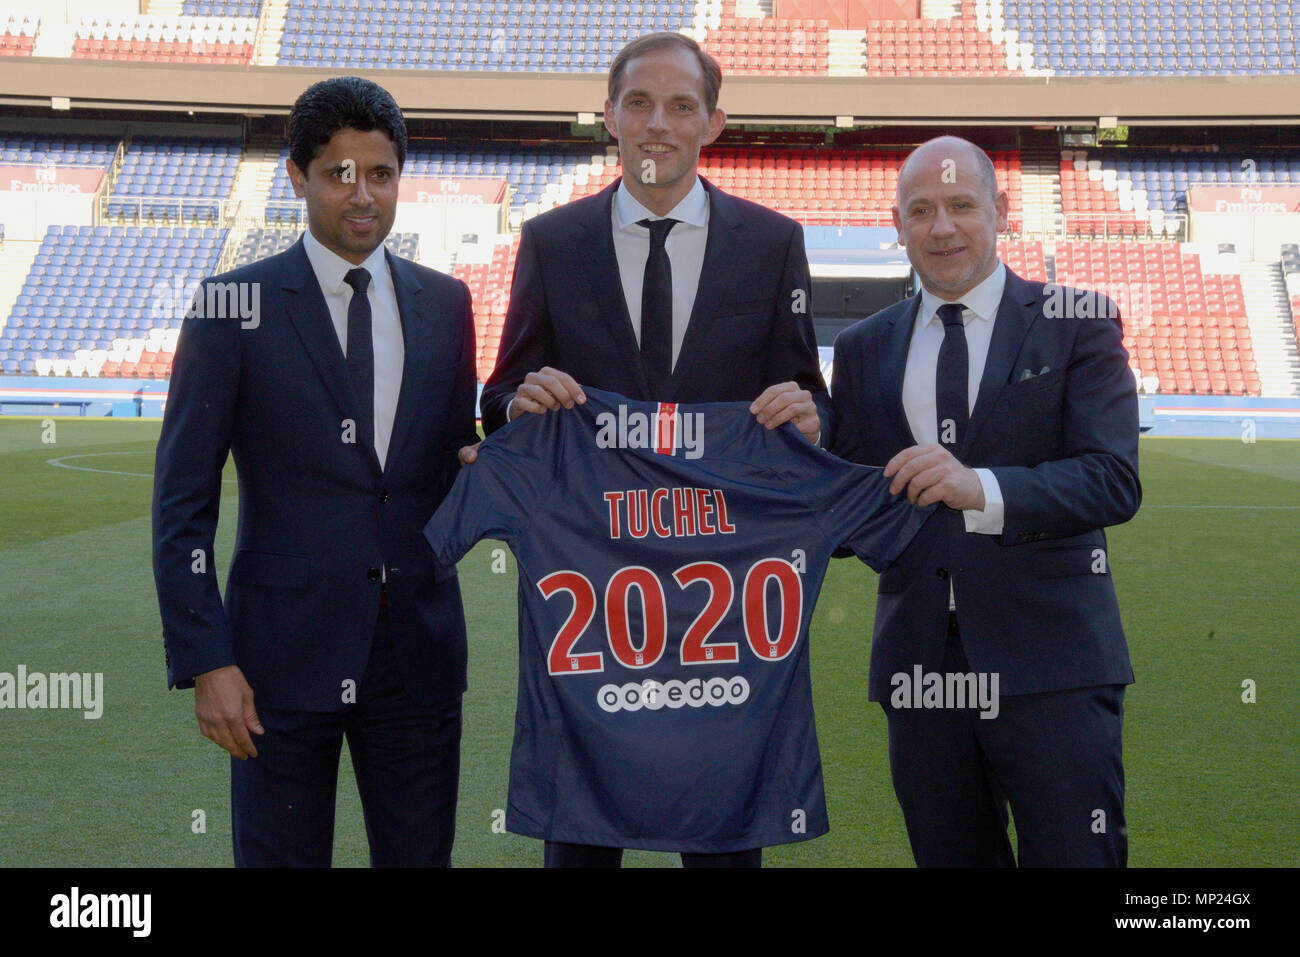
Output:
[931,206,957,236]
[646,102,669,131]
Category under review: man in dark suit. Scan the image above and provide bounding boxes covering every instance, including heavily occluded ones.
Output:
[478,31,826,441]
[475,32,827,868]
[152,77,478,867]
[829,136,1140,867]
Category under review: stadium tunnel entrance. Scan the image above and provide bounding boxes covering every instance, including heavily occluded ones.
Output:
[805,226,912,356]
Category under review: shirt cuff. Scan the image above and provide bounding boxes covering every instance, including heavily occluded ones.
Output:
[963,468,1004,535]
[506,396,518,422]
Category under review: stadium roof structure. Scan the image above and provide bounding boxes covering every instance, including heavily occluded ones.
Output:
[2,59,1299,127]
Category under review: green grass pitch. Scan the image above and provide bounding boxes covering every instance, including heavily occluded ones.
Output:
[0,416,1295,867]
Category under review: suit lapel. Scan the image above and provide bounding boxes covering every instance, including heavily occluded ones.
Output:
[577,181,651,398]
[282,237,382,477]
[962,268,1039,454]
[670,177,742,398]
[383,249,425,476]
[884,294,921,446]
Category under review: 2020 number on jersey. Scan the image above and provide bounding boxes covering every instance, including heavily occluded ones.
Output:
[537,558,804,676]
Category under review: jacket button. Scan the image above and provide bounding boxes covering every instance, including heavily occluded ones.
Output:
[936,567,949,580]
[379,491,389,503]
[367,567,381,582]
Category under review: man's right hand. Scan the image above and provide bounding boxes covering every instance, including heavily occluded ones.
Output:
[507,367,586,421]
[194,664,264,760]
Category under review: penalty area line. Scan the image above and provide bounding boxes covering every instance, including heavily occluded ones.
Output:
[46,451,236,483]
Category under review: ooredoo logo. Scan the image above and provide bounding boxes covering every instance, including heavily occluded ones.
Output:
[596,675,750,713]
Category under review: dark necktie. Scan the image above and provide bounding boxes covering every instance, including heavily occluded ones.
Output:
[637,217,678,393]
[344,267,374,454]
[935,302,969,452]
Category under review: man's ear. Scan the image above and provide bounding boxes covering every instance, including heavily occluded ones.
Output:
[603,99,618,140]
[891,206,905,246]
[286,158,307,199]
[703,107,727,147]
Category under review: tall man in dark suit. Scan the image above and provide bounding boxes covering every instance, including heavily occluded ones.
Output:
[476,32,828,868]
[152,77,478,866]
[829,136,1140,867]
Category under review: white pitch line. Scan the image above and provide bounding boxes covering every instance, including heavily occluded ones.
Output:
[46,451,236,483]
[1144,504,1300,509]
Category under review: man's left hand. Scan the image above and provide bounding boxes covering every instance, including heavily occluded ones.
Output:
[885,444,986,510]
[751,382,820,443]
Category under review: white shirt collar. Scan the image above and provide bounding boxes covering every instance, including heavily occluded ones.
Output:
[612,176,709,233]
[918,260,1007,328]
[302,226,390,295]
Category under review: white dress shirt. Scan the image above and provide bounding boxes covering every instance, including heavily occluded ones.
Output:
[611,176,709,370]
[302,228,404,469]
[901,261,1006,536]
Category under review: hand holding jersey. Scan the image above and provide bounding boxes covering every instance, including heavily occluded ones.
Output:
[505,367,820,443]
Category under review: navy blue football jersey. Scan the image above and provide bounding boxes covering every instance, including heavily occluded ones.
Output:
[424,388,932,853]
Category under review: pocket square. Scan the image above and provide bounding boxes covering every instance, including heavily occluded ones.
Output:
[1018,366,1051,382]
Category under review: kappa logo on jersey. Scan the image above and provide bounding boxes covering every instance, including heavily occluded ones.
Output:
[597,675,750,713]
[595,403,705,459]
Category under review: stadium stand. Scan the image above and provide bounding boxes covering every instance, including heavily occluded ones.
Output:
[997,239,1048,282]
[277,0,695,71]
[1061,147,1300,238]
[1283,243,1300,350]
[71,14,256,64]
[3,225,225,378]
[1055,241,1260,395]
[4,0,1297,77]
[1003,0,1299,76]
[0,9,37,55]
[104,136,241,224]
[271,0,1022,76]
[453,236,519,381]
[698,1,831,76]
[859,2,1020,77]
[0,131,119,168]
[183,2,264,16]
[695,146,1023,229]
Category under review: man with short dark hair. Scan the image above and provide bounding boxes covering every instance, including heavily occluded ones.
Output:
[153,76,478,866]
[829,135,1140,866]
[476,32,828,868]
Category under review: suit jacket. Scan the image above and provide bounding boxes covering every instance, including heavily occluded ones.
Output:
[479,176,828,434]
[152,238,478,712]
[828,267,1140,699]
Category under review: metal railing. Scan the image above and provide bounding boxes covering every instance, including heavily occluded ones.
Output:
[98,194,228,226]
[1055,212,1189,242]
[90,140,128,228]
